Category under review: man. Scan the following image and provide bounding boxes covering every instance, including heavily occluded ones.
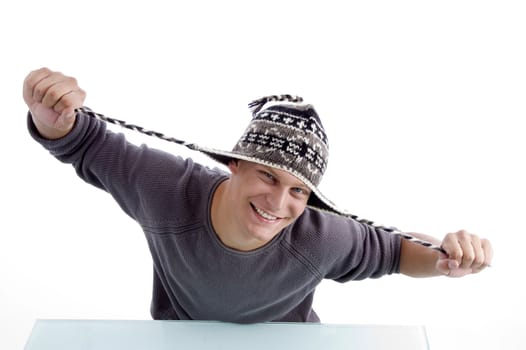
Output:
[24,67,493,323]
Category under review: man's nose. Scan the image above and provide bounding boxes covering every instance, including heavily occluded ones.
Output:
[266,187,288,211]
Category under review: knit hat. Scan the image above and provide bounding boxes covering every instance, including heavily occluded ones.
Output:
[194,94,347,215]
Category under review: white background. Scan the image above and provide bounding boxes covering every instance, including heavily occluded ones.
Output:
[1,1,525,349]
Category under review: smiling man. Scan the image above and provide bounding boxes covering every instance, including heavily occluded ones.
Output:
[24,67,493,323]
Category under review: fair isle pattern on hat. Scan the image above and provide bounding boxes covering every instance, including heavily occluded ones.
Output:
[233,97,329,187]
[75,104,447,255]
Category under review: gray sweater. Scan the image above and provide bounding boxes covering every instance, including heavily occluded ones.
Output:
[28,109,401,323]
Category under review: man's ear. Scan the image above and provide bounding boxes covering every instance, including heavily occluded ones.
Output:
[227,159,239,173]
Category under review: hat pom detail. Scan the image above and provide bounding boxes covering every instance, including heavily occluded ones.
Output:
[248,94,304,116]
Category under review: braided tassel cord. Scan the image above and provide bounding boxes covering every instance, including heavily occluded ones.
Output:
[382,227,446,254]
[342,213,446,254]
[76,107,447,255]
[76,107,199,150]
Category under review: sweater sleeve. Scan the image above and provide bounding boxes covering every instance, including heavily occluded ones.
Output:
[27,108,193,224]
[289,209,402,282]
[329,221,402,282]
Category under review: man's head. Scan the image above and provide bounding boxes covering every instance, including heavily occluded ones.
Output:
[199,94,337,212]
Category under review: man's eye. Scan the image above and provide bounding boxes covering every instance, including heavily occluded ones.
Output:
[260,171,274,180]
[292,188,307,195]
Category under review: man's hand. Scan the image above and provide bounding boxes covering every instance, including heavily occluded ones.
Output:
[23,67,86,139]
[400,230,493,278]
[437,230,493,277]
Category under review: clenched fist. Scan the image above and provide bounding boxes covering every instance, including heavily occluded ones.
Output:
[23,68,86,139]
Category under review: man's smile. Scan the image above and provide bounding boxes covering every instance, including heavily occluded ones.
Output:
[250,203,281,221]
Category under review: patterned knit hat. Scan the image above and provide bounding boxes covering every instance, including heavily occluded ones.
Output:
[195,94,347,215]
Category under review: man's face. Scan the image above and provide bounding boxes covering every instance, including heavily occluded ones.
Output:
[227,160,311,245]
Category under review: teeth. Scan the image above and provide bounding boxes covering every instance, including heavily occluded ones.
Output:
[254,206,278,220]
